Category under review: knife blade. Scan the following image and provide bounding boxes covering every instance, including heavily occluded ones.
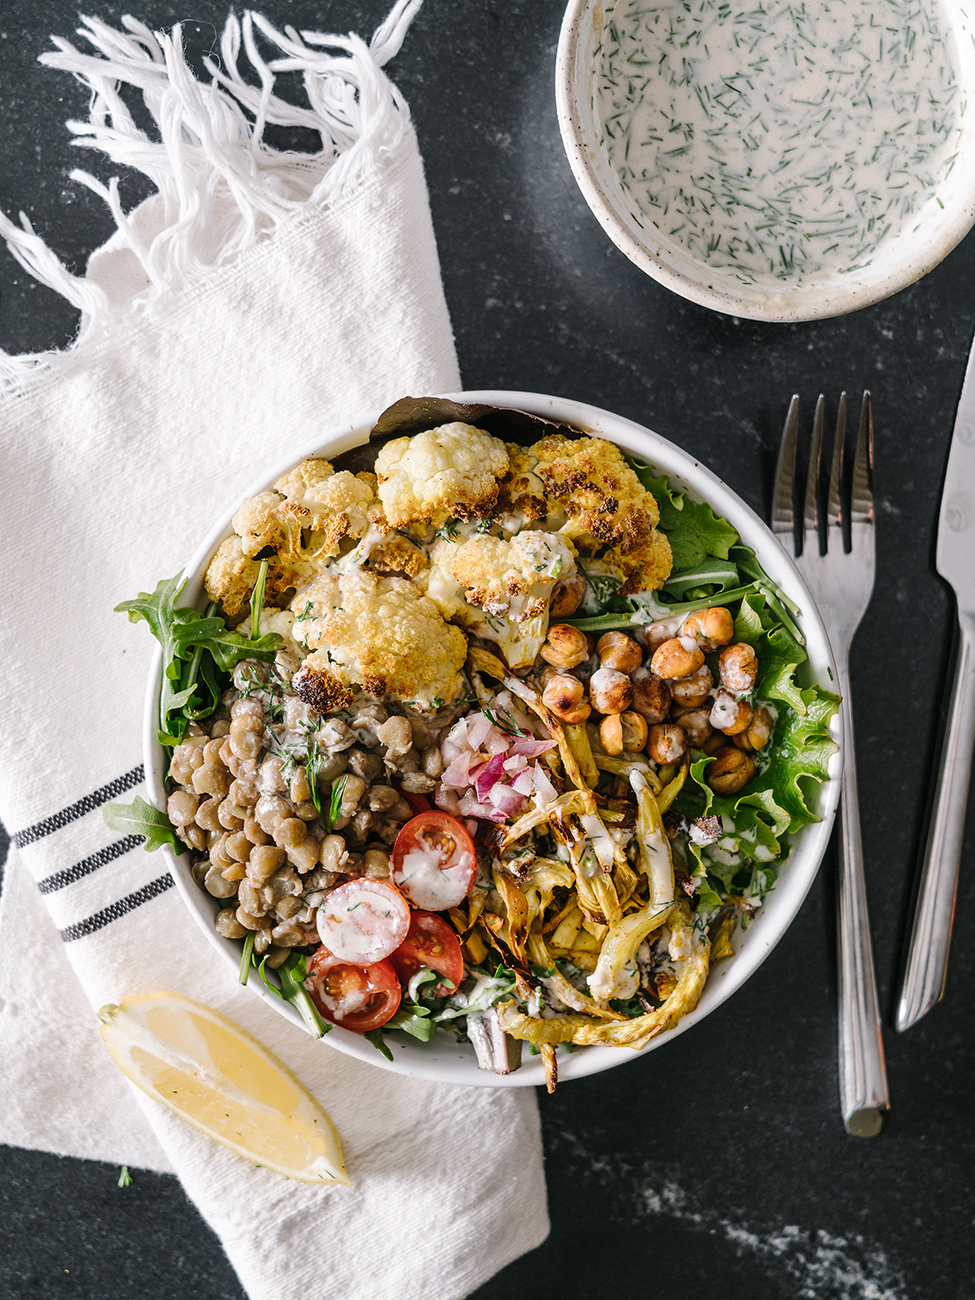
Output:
[895,336,975,1032]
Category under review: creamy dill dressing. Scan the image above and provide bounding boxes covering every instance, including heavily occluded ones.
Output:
[593,0,964,286]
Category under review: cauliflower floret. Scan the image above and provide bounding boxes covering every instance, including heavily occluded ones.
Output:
[374,422,510,528]
[424,530,576,670]
[432,530,576,618]
[272,459,378,542]
[290,569,468,710]
[494,443,549,531]
[527,435,672,594]
[258,609,305,660]
[232,491,299,558]
[203,536,301,618]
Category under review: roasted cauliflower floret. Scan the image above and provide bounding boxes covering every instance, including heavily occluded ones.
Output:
[290,569,468,710]
[272,459,377,543]
[424,530,576,670]
[232,462,378,562]
[374,422,510,528]
[528,435,672,594]
[203,536,300,618]
[494,443,549,529]
[432,530,576,618]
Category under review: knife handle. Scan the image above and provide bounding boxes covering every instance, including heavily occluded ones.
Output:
[895,610,975,1032]
[835,668,889,1136]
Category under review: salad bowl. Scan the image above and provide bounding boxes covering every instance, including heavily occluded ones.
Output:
[145,390,841,1087]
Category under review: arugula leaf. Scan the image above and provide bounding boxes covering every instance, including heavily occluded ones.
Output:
[364,1028,394,1060]
[328,774,349,832]
[239,931,255,984]
[258,951,330,1038]
[250,558,269,641]
[115,572,281,746]
[102,796,185,854]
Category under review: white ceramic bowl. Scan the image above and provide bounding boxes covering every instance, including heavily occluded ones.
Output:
[556,0,975,322]
[146,390,840,1087]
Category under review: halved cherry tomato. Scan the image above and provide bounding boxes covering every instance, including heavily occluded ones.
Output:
[315,878,411,965]
[304,948,402,1033]
[389,911,465,997]
[391,811,477,911]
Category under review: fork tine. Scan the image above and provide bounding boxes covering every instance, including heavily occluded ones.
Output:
[850,392,874,529]
[826,392,846,535]
[772,394,799,548]
[802,395,825,552]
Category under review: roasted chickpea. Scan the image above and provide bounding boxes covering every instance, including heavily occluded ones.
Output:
[682,606,734,650]
[645,618,684,652]
[550,573,587,618]
[648,722,687,765]
[733,704,775,752]
[540,624,590,669]
[596,631,643,674]
[541,673,592,723]
[669,665,713,709]
[706,746,757,794]
[650,637,705,681]
[673,706,712,749]
[710,690,754,736]
[630,675,672,723]
[719,642,759,693]
[588,666,633,715]
[619,711,648,751]
[599,714,624,756]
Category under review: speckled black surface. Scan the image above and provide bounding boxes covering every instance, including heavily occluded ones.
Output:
[2,3,975,1297]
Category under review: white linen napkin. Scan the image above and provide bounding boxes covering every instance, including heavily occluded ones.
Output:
[0,8,549,1298]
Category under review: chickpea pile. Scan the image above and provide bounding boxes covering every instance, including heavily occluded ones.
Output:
[538,607,774,795]
[167,656,440,967]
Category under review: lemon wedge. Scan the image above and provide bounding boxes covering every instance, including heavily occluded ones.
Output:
[98,991,350,1185]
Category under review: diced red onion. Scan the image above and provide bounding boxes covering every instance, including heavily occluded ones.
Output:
[441,750,476,789]
[488,783,528,816]
[474,752,507,800]
[533,761,558,801]
[435,786,462,814]
[508,738,557,758]
[511,768,536,796]
[466,712,494,750]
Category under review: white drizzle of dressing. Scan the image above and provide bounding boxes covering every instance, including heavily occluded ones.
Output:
[594,0,964,286]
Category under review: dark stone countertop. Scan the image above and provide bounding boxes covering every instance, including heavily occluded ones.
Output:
[2,3,973,1297]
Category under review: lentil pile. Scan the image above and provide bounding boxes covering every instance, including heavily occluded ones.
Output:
[168,652,450,969]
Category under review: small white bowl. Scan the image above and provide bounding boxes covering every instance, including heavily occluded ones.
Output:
[556,0,975,321]
[146,390,840,1087]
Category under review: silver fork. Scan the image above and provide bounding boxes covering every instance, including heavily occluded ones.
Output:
[772,392,889,1138]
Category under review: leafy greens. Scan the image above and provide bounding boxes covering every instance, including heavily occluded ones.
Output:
[115,572,281,746]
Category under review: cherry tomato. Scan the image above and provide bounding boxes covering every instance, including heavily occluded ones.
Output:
[304,948,402,1033]
[391,811,477,911]
[390,910,465,997]
[315,878,411,965]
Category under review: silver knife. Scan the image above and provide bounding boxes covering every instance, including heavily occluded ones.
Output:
[895,337,975,1032]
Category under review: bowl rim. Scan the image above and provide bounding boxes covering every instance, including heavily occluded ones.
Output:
[555,0,975,322]
[145,388,841,1087]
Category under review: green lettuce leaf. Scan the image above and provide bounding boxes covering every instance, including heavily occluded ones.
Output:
[633,465,739,570]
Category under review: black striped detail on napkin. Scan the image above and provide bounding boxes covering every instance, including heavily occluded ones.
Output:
[37,835,145,895]
[59,874,175,942]
[12,766,145,847]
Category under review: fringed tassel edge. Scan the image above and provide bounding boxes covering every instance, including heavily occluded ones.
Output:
[0,0,424,383]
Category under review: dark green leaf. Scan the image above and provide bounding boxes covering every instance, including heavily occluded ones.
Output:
[364,1028,394,1060]
[101,796,185,854]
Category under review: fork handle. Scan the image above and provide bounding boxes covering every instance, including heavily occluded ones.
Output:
[895,610,975,1032]
[835,666,889,1136]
